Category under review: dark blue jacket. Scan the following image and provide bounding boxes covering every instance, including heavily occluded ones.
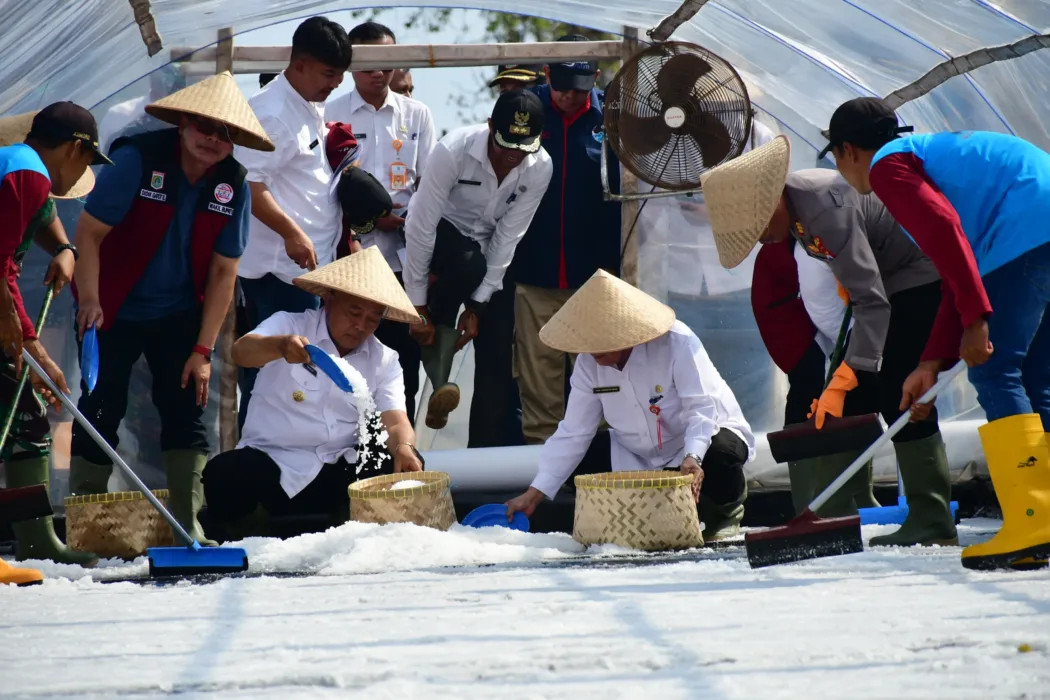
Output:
[511,85,621,289]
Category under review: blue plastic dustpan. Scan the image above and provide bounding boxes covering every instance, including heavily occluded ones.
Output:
[305,344,353,392]
[858,496,960,526]
[81,325,99,393]
[462,504,530,532]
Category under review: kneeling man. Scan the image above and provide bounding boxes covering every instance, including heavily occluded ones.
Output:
[505,270,756,541]
[204,247,424,538]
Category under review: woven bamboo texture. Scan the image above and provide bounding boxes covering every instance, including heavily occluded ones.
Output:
[348,472,456,531]
[64,490,175,560]
[573,471,703,551]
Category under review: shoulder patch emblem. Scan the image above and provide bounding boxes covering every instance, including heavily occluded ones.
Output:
[805,235,835,261]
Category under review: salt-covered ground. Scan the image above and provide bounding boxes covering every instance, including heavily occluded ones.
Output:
[3,519,1049,699]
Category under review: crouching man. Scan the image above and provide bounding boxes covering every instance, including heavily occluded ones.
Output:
[505,270,756,541]
[203,248,424,539]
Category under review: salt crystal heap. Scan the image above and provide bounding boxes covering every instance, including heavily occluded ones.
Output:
[329,354,389,474]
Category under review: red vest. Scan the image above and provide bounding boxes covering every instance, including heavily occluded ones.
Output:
[73,129,246,329]
[751,238,817,374]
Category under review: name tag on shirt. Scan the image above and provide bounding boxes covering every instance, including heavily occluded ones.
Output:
[458,179,482,186]
[593,386,620,394]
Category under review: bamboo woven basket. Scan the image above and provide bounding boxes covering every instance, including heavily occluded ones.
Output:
[573,471,704,551]
[348,472,456,531]
[64,490,175,560]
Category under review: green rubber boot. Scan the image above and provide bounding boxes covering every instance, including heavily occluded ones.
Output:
[422,325,461,429]
[809,450,876,518]
[869,432,958,547]
[223,504,270,541]
[787,458,818,516]
[699,479,747,542]
[7,456,99,566]
[164,450,217,546]
[68,456,111,495]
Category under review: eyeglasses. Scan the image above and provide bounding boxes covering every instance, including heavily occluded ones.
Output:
[190,116,233,144]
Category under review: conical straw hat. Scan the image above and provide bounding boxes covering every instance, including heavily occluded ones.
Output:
[539,270,676,354]
[294,247,422,324]
[145,71,274,152]
[699,134,791,269]
[0,112,95,200]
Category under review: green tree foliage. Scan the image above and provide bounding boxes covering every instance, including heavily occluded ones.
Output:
[350,10,619,125]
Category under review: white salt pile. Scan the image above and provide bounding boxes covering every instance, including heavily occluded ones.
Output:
[389,479,426,490]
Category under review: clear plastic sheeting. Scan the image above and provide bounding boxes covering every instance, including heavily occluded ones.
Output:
[0,0,1041,469]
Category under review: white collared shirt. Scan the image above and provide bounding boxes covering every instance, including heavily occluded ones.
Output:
[324,89,436,272]
[794,242,850,357]
[235,72,341,285]
[238,308,406,498]
[402,123,553,305]
[530,321,756,499]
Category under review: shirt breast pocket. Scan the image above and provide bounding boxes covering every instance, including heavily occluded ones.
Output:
[599,392,644,437]
[290,363,323,396]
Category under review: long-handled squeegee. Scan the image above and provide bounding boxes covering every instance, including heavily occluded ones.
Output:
[746,360,967,569]
[22,349,248,577]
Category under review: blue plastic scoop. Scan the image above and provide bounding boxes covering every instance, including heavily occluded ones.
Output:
[81,325,99,393]
[462,504,530,532]
[305,344,354,392]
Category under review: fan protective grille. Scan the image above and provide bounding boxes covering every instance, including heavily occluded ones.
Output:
[605,42,752,191]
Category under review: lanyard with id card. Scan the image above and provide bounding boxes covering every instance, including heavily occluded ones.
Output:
[390,138,408,190]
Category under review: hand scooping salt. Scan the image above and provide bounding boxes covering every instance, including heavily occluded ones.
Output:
[390,480,426,490]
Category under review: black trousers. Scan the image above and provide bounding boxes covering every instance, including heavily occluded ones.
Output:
[427,218,487,326]
[203,446,394,524]
[785,340,827,428]
[374,272,422,421]
[468,269,524,448]
[71,308,208,464]
[843,281,942,444]
[570,428,749,506]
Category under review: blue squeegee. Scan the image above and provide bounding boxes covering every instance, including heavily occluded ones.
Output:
[858,466,959,525]
[22,350,248,578]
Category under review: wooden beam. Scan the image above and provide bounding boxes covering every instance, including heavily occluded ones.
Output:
[619,27,641,286]
[648,0,714,43]
[172,40,624,74]
[216,27,239,454]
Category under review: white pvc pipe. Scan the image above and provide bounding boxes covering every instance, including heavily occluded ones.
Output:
[425,419,986,493]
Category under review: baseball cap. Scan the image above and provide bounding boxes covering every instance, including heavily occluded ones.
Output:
[491,89,545,153]
[817,97,914,160]
[325,122,360,172]
[335,165,393,235]
[488,64,544,89]
[27,102,112,166]
[547,34,598,92]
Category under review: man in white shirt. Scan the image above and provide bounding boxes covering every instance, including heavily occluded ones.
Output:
[234,16,353,428]
[203,248,424,539]
[325,21,437,421]
[403,89,553,430]
[505,270,756,542]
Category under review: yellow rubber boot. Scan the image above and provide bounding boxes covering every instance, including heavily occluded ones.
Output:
[961,414,1050,570]
[0,556,43,586]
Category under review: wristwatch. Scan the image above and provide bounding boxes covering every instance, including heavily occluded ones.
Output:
[464,298,487,315]
[683,453,702,465]
[192,344,213,361]
[54,243,78,261]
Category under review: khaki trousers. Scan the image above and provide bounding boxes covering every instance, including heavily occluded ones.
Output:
[515,283,577,444]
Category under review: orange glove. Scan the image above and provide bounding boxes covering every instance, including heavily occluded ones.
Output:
[836,280,850,305]
[808,362,859,429]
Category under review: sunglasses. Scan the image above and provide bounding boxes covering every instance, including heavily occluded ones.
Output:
[189,116,233,144]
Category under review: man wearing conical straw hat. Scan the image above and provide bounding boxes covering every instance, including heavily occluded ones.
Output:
[66,71,272,547]
[202,248,423,539]
[0,102,111,582]
[700,134,958,548]
[505,270,756,541]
